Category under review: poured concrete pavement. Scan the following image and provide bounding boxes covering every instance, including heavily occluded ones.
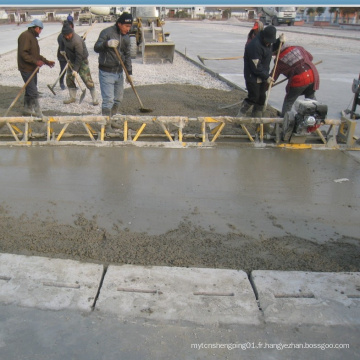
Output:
[1,21,360,359]
[0,253,359,360]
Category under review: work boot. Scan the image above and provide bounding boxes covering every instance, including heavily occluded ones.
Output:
[251,104,263,118]
[63,88,77,104]
[23,98,35,116]
[33,98,43,118]
[237,99,253,117]
[90,88,99,106]
[102,108,112,134]
[111,103,120,117]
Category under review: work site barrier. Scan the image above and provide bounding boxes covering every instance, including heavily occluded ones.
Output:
[0,114,351,149]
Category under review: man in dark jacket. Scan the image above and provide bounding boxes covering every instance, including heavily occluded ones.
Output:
[272,44,320,116]
[239,25,285,118]
[57,20,74,90]
[60,23,98,105]
[94,12,133,118]
[17,19,55,117]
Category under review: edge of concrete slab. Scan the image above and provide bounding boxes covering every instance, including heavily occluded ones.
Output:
[1,253,360,327]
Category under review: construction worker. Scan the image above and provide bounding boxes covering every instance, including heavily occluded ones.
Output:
[238,25,285,118]
[94,12,133,118]
[57,20,74,90]
[17,19,55,117]
[246,20,264,46]
[272,44,320,116]
[60,22,98,105]
[67,13,74,23]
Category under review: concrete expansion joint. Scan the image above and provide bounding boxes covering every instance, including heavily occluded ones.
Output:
[1,253,360,326]
[91,265,108,310]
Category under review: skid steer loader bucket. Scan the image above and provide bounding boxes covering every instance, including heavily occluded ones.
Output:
[141,23,175,64]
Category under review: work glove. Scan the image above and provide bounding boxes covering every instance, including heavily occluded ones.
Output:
[266,76,274,84]
[47,61,55,68]
[60,51,66,56]
[125,75,132,84]
[279,34,286,43]
[107,39,119,48]
[72,70,78,77]
[35,60,44,67]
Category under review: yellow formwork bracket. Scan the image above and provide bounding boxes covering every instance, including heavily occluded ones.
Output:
[278,143,312,149]
[133,123,147,142]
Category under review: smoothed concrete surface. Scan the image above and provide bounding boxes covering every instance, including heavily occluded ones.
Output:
[252,270,360,325]
[97,265,260,325]
[0,253,102,311]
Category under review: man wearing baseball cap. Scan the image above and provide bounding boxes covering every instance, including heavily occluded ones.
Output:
[239,25,285,118]
[94,12,134,127]
[17,19,55,117]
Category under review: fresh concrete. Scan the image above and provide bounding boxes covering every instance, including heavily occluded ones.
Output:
[0,20,359,359]
[97,265,261,325]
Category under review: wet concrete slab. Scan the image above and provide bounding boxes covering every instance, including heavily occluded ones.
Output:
[95,265,261,325]
[0,146,359,243]
[0,253,102,311]
[251,270,360,325]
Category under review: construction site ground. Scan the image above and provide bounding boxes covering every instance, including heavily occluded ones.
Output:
[0,20,359,360]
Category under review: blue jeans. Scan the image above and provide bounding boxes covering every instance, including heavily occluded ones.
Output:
[99,69,124,111]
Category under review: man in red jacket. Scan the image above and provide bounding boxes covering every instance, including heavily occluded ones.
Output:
[17,19,55,117]
[272,44,320,117]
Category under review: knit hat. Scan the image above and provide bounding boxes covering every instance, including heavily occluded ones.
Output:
[27,19,43,29]
[117,12,133,25]
[62,24,74,35]
[261,25,276,44]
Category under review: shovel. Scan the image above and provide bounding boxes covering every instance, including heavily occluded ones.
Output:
[114,47,152,113]
[47,63,68,96]
[264,35,283,109]
[62,53,86,104]
[197,55,243,65]
[4,66,40,117]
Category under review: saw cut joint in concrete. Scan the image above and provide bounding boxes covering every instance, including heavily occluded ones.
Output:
[0,253,103,312]
[251,270,360,325]
[96,264,262,325]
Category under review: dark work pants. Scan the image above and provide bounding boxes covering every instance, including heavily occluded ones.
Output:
[281,83,316,116]
[245,80,268,106]
[20,70,38,104]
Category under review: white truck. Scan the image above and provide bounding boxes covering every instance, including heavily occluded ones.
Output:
[89,7,122,23]
[258,7,296,26]
[79,6,123,24]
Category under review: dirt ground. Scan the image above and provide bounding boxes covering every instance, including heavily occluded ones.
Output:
[0,83,359,274]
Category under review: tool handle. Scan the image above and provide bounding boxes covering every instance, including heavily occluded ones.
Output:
[273,60,323,87]
[265,36,283,108]
[62,53,85,91]
[51,63,68,88]
[4,66,40,117]
[114,47,145,108]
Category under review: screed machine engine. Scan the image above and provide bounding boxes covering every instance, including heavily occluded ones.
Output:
[282,98,328,143]
[129,7,175,64]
